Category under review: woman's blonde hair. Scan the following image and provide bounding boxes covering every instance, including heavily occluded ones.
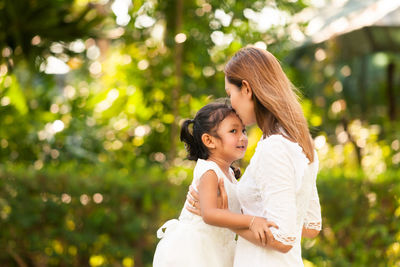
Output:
[224,46,314,162]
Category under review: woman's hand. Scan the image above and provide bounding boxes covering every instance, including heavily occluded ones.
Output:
[186,185,201,215]
[186,178,228,215]
[302,226,320,238]
[249,217,279,246]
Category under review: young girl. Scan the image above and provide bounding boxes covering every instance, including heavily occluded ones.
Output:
[153,102,277,267]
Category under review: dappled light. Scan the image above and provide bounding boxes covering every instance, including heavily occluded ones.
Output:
[1,0,400,266]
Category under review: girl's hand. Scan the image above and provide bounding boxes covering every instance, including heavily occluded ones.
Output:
[249,217,279,246]
[186,178,228,214]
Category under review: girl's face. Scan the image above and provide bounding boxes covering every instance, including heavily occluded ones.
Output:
[213,113,248,163]
[225,77,256,126]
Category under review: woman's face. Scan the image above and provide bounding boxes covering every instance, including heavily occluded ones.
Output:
[225,76,256,126]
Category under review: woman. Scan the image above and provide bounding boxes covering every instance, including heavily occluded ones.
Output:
[187,46,322,266]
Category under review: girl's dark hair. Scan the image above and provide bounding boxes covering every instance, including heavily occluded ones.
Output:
[180,102,242,179]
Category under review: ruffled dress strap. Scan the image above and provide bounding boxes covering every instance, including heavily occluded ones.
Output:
[192,159,225,191]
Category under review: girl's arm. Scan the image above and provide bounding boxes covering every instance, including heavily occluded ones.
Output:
[188,177,289,252]
[196,170,273,245]
[198,170,250,228]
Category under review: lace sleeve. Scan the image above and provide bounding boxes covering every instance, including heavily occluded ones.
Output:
[254,136,298,246]
[304,181,322,230]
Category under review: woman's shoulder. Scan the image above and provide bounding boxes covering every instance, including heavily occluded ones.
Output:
[258,134,300,152]
[260,134,287,144]
[257,134,312,164]
[256,135,317,190]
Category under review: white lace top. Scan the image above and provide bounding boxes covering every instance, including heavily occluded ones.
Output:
[234,134,321,267]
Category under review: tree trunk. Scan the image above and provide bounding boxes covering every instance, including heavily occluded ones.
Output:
[358,55,368,119]
[342,118,361,167]
[387,62,396,121]
[169,0,184,161]
[6,247,27,267]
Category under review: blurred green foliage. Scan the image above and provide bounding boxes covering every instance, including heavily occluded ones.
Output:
[0,0,399,266]
[0,162,192,266]
[303,169,400,267]
[1,165,400,266]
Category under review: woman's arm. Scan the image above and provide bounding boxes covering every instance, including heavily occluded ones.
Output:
[302,227,320,239]
[248,137,303,253]
[187,175,293,252]
[233,228,291,253]
[302,173,322,239]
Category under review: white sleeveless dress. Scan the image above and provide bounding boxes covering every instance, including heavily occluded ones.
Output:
[234,134,322,267]
[153,159,241,267]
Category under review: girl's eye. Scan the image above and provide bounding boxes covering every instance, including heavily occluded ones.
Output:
[242,129,247,134]
[230,129,237,133]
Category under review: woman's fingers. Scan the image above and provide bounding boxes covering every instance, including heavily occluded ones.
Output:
[186,194,200,209]
[185,185,201,214]
[189,185,199,200]
[267,221,279,229]
[193,198,200,209]
[253,231,261,243]
[185,203,201,215]
[186,185,201,209]
[263,225,276,246]
[218,179,228,209]
[217,197,223,209]
[186,191,192,203]
[259,229,267,246]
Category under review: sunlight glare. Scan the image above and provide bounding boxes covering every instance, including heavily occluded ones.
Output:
[215,9,232,27]
[44,56,70,74]
[135,14,156,28]
[112,0,132,26]
[210,31,233,46]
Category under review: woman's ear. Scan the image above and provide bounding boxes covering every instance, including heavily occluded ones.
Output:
[241,80,253,99]
[201,133,216,149]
